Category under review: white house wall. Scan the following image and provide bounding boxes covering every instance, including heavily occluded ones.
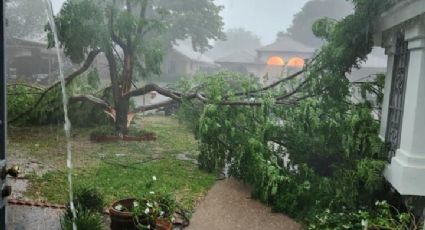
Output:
[382,18,425,196]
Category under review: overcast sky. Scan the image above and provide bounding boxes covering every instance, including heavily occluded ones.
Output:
[214,0,309,44]
[51,0,309,44]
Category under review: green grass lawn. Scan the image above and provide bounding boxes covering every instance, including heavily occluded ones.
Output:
[8,116,215,211]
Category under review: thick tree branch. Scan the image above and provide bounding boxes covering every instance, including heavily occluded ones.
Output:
[69,95,111,111]
[63,50,101,86]
[216,100,295,106]
[196,93,207,103]
[112,33,128,50]
[8,49,101,123]
[131,94,295,114]
[132,99,176,113]
[124,83,182,101]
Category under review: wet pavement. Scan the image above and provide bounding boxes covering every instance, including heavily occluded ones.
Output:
[187,179,300,230]
[8,179,29,200]
[6,204,63,230]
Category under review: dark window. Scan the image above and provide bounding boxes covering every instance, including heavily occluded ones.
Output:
[386,32,409,161]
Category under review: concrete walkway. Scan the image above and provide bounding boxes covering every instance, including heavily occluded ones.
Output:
[187,179,300,230]
[6,204,62,230]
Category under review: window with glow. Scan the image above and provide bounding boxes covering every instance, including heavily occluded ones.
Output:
[287,57,305,68]
[267,56,285,66]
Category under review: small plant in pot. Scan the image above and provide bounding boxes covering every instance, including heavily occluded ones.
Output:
[109,176,176,230]
[132,192,176,230]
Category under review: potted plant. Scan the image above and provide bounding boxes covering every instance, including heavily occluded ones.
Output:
[109,176,176,230]
[132,193,176,230]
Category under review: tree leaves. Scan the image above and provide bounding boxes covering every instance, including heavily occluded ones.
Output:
[47,0,105,63]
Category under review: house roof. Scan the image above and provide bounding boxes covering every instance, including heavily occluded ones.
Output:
[215,50,257,64]
[7,37,51,48]
[257,36,315,53]
[6,37,58,55]
[173,42,214,64]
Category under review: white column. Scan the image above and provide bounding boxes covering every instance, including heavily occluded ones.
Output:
[384,20,425,196]
[379,35,396,140]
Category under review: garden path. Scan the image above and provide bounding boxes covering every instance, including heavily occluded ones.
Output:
[186,178,300,230]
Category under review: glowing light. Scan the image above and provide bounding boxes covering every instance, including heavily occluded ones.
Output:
[267,56,285,66]
[287,57,305,68]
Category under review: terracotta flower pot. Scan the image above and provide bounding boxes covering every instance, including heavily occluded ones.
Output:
[109,198,138,230]
[155,219,172,230]
[109,198,173,230]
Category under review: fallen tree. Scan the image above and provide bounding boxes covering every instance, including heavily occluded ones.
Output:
[9,57,311,125]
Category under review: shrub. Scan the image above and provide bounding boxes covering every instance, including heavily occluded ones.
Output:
[61,187,105,230]
[61,207,103,230]
[73,186,104,213]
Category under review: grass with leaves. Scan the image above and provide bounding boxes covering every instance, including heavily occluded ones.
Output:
[9,116,215,211]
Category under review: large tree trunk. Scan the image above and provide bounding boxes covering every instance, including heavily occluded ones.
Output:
[105,51,126,135]
[115,96,130,135]
[105,45,134,135]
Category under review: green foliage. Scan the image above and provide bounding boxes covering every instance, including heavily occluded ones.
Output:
[176,1,411,228]
[47,0,224,133]
[73,187,105,214]
[49,0,224,65]
[7,84,41,124]
[308,201,421,230]
[90,125,115,136]
[281,100,385,176]
[312,17,337,41]
[68,69,112,127]
[359,73,386,107]
[8,69,110,127]
[179,70,413,226]
[9,86,65,125]
[308,207,364,230]
[47,0,106,63]
[61,207,103,230]
[132,191,177,229]
[61,186,104,230]
[28,160,215,212]
[179,71,387,205]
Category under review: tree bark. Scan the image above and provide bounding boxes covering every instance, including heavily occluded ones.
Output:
[115,96,130,135]
[105,50,128,135]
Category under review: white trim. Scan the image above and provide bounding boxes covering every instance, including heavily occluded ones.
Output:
[376,0,425,34]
